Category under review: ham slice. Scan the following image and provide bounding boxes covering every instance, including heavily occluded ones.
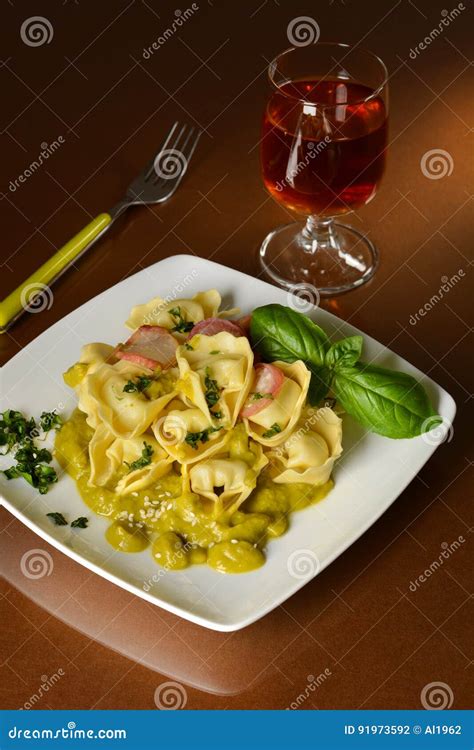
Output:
[240,363,285,418]
[187,317,245,339]
[115,325,178,370]
[237,314,252,335]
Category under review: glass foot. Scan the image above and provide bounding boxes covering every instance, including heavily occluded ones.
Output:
[259,219,379,297]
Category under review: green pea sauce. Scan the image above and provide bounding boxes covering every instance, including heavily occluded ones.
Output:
[55,409,333,574]
[105,521,149,552]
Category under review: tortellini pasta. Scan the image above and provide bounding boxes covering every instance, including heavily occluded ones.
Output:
[189,439,267,517]
[63,343,115,390]
[89,430,172,494]
[176,332,254,427]
[88,424,117,487]
[269,406,343,485]
[78,360,176,438]
[242,361,311,447]
[125,289,224,333]
[61,287,344,565]
[152,398,228,464]
[112,438,173,495]
[79,342,115,369]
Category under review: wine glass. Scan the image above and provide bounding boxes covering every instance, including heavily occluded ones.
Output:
[259,43,389,296]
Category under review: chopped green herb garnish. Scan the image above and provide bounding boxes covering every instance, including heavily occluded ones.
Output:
[185,426,222,450]
[3,440,58,494]
[123,376,152,393]
[39,411,63,432]
[71,516,88,529]
[209,350,220,355]
[45,513,89,528]
[184,342,194,350]
[14,443,52,465]
[169,307,194,334]
[1,409,61,495]
[0,410,37,452]
[251,392,273,401]
[204,368,222,409]
[262,422,282,439]
[125,442,154,472]
[35,465,58,494]
[211,410,222,420]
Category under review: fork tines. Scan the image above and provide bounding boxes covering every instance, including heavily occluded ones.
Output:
[146,122,202,185]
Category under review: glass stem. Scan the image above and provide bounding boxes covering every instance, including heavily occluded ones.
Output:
[300,215,335,254]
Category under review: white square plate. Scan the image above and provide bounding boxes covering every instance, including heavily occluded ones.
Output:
[0,255,456,631]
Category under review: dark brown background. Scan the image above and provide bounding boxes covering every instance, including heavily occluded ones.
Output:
[0,0,472,710]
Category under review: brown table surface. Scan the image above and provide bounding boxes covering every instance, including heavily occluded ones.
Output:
[1,0,472,711]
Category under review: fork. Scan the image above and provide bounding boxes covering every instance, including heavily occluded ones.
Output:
[0,122,201,334]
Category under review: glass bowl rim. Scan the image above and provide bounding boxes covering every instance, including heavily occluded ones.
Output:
[267,42,389,107]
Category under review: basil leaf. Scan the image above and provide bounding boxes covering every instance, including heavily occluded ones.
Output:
[251,304,330,367]
[326,336,363,370]
[307,364,331,405]
[251,305,332,406]
[333,363,441,439]
[250,303,440,438]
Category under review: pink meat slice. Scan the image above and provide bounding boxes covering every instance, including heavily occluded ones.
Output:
[237,314,252,335]
[187,317,245,339]
[240,363,285,418]
[115,325,178,370]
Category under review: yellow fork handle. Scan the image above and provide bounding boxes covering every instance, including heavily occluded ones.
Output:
[0,213,112,334]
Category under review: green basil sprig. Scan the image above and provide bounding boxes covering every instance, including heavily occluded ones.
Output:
[250,304,332,405]
[250,304,441,439]
[250,304,330,365]
[332,363,440,439]
[325,335,363,369]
